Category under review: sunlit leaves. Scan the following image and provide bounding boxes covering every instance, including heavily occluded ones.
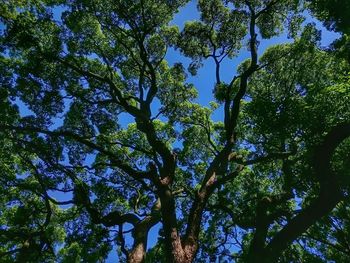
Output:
[178,1,248,64]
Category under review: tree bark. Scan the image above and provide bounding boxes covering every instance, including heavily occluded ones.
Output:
[249,123,350,262]
[128,200,161,263]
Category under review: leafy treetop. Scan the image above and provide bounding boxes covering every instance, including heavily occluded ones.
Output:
[0,0,349,263]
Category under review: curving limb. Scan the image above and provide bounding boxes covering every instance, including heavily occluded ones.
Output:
[248,123,350,262]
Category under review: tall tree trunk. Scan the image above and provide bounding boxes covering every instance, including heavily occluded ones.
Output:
[159,186,184,263]
[128,201,161,263]
[128,238,147,263]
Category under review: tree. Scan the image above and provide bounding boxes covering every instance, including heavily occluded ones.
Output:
[308,0,350,62]
[308,0,350,33]
[0,0,349,262]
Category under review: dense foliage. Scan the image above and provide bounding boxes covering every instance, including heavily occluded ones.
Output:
[308,0,350,61]
[0,1,349,262]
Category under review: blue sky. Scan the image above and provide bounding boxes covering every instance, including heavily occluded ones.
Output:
[165,1,339,121]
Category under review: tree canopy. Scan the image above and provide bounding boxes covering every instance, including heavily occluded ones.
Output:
[0,0,349,262]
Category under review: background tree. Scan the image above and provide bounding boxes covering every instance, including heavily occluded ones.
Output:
[308,0,350,62]
[0,0,349,262]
